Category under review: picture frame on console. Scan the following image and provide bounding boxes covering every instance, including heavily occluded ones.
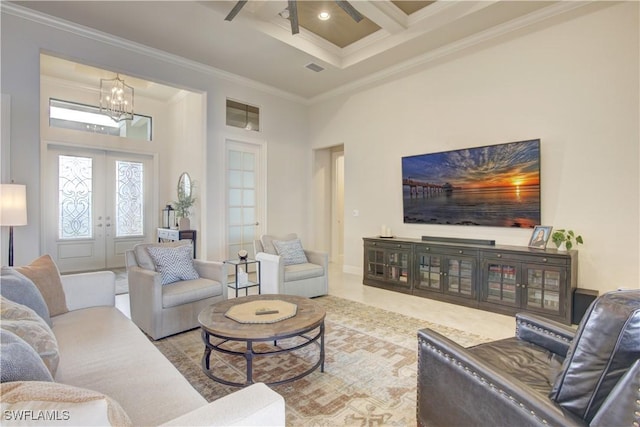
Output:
[528,225,552,249]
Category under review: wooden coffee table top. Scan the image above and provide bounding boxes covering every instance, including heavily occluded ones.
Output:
[198,294,326,341]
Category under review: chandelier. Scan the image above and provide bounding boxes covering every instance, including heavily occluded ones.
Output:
[100,74,134,122]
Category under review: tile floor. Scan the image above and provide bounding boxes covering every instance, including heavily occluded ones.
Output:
[115,262,515,340]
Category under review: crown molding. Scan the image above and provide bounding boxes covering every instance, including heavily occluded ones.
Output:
[308,1,597,105]
[1,2,308,105]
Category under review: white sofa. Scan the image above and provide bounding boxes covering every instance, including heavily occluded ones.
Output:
[1,269,285,426]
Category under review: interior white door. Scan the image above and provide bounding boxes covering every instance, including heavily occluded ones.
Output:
[226,139,266,261]
[45,146,152,272]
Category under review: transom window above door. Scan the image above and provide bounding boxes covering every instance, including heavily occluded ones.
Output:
[226,99,260,132]
[49,98,152,141]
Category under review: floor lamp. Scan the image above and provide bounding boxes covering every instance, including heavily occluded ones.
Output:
[0,184,27,267]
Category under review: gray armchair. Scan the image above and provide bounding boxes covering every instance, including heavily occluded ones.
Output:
[254,234,328,298]
[125,241,226,340]
[417,289,640,427]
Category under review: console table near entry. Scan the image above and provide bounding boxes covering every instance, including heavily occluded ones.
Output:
[157,228,197,258]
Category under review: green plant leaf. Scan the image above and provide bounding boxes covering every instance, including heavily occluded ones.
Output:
[566,241,573,250]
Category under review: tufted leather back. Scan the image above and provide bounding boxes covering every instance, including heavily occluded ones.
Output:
[549,289,640,422]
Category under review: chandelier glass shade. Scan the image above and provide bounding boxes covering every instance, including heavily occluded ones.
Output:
[100,74,134,122]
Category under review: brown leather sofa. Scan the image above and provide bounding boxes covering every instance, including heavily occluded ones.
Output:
[417,289,640,427]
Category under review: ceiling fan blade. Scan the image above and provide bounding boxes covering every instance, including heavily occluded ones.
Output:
[225,0,248,21]
[288,0,299,34]
[335,0,364,23]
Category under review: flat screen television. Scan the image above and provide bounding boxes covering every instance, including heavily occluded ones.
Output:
[402,139,541,228]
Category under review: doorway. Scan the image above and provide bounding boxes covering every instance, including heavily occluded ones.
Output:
[225,138,267,261]
[44,145,153,272]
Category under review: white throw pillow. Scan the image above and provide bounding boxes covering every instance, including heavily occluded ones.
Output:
[0,381,132,426]
[272,239,309,266]
[146,245,200,285]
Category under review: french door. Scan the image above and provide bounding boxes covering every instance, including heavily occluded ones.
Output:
[44,145,153,272]
[226,139,266,261]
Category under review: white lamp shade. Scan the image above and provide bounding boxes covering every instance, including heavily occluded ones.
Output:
[1,184,28,226]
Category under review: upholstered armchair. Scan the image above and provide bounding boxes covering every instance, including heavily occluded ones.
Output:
[125,241,226,340]
[254,234,328,298]
[417,289,640,427]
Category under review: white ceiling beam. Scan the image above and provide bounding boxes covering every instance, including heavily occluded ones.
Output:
[350,1,407,34]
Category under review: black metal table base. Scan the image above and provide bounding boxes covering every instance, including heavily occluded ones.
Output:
[201,322,325,387]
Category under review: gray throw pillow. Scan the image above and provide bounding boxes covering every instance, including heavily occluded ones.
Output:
[261,233,297,255]
[273,238,309,266]
[146,245,200,285]
[0,267,51,326]
[0,329,53,382]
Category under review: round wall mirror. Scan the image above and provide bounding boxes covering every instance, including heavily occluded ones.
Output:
[178,172,192,200]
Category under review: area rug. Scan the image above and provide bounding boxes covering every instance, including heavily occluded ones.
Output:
[152,295,492,426]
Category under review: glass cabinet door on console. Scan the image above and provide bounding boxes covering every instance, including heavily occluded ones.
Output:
[523,264,565,317]
[364,241,411,290]
[446,257,475,298]
[415,251,442,292]
[482,260,520,308]
[414,245,476,299]
[386,250,410,287]
[365,246,386,280]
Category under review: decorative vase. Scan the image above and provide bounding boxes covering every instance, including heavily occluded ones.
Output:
[178,217,190,230]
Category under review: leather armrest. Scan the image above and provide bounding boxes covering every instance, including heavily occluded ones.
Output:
[515,313,575,357]
[417,328,584,427]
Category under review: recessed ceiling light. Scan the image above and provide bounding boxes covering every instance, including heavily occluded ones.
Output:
[318,11,330,21]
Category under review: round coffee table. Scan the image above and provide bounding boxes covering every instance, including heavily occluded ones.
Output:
[198,294,326,387]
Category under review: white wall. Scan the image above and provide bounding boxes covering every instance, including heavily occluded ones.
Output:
[1,6,309,264]
[309,2,639,294]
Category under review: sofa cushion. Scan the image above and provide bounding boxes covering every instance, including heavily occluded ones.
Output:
[284,263,324,282]
[261,233,297,255]
[0,296,59,377]
[0,381,132,426]
[0,267,51,326]
[53,306,206,426]
[468,337,564,396]
[147,245,200,285]
[133,241,191,271]
[15,254,68,317]
[549,289,640,422]
[0,329,53,382]
[162,278,223,309]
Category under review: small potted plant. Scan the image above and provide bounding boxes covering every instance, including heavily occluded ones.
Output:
[174,182,196,230]
[551,229,584,250]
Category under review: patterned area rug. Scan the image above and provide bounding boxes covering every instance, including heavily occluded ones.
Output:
[152,295,491,426]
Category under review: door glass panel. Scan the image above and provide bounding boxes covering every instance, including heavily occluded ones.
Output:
[229,189,242,205]
[243,171,255,187]
[115,160,143,237]
[227,148,258,258]
[59,155,92,239]
[243,152,255,170]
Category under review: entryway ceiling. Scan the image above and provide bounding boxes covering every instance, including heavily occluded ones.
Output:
[13,1,594,101]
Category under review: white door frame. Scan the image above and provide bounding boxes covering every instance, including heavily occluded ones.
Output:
[224,137,267,260]
[41,141,158,272]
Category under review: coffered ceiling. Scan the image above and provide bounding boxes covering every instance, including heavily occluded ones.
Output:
[10,1,596,101]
